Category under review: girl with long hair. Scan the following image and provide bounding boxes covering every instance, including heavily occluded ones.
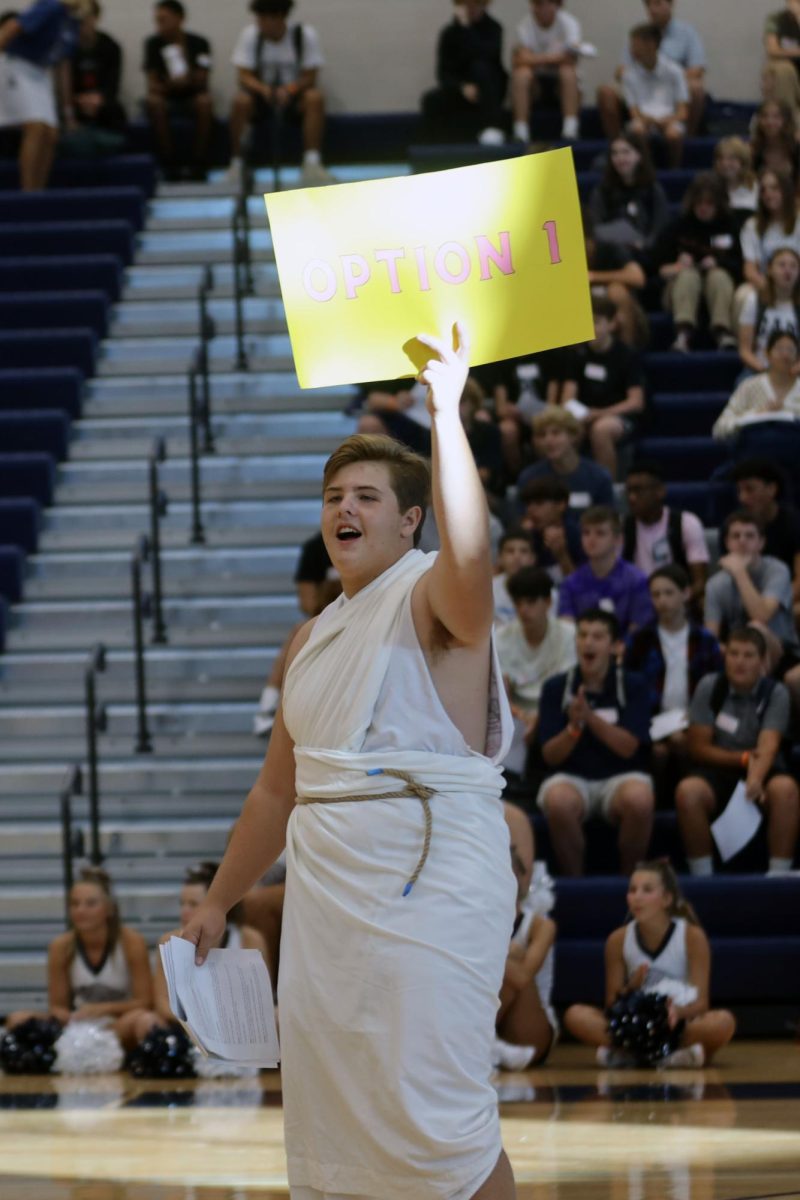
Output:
[750,100,800,185]
[738,246,800,376]
[588,131,671,255]
[740,168,800,296]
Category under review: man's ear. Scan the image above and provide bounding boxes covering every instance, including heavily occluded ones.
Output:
[402,506,423,540]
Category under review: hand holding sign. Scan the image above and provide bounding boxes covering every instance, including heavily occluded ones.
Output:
[417,323,470,420]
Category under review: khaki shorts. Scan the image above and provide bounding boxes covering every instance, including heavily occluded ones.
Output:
[536,771,654,821]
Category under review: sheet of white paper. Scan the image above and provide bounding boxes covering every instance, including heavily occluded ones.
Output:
[650,709,688,742]
[711,781,762,862]
[158,940,187,1021]
[565,398,590,420]
[738,410,797,426]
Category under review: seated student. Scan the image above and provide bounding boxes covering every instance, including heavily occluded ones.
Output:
[713,330,800,469]
[623,460,710,611]
[750,99,800,185]
[625,564,723,768]
[737,248,800,378]
[143,0,213,180]
[493,528,536,626]
[537,608,655,876]
[713,137,759,229]
[421,0,507,146]
[620,22,689,168]
[652,172,742,353]
[355,378,432,458]
[598,0,706,139]
[4,866,153,1050]
[582,207,649,349]
[519,476,584,584]
[588,131,670,258]
[0,0,86,191]
[517,408,615,518]
[564,860,736,1067]
[732,457,800,619]
[488,349,565,479]
[704,509,800,710]
[558,506,656,637]
[559,295,646,479]
[227,0,332,189]
[64,0,125,133]
[763,1,800,120]
[497,565,576,772]
[510,0,582,143]
[676,626,800,875]
[739,168,800,302]
[459,375,505,499]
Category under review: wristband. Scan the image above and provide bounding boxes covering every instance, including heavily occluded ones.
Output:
[567,723,582,740]
[740,751,750,770]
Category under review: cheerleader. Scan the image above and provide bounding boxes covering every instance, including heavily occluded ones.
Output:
[5,866,153,1049]
[564,860,735,1067]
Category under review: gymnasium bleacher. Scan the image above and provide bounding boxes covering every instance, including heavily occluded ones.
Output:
[0,96,798,1038]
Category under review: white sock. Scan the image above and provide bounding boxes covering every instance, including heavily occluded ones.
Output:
[561,115,579,138]
[303,149,321,167]
[229,155,242,169]
[688,856,713,877]
[513,120,529,141]
[768,857,793,874]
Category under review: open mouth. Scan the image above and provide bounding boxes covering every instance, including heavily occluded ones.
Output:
[336,526,362,542]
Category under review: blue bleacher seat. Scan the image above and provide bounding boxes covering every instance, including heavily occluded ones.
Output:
[0,368,83,420]
[0,544,24,605]
[651,393,728,437]
[0,453,56,507]
[643,351,740,393]
[0,497,41,553]
[664,482,719,524]
[0,155,157,195]
[0,292,108,339]
[0,593,6,652]
[0,411,70,461]
[0,186,146,232]
[0,329,96,376]
[638,435,729,480]
[0,220,135,265]
[0,256,123,302]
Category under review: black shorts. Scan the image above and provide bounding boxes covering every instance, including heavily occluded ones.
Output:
[691,765,783,812]
[252,91,303,126]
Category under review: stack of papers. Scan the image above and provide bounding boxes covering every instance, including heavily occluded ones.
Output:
[159,935,279,1067]
[711,781,763,863]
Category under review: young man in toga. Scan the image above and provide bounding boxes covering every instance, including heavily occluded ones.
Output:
[181,326,518,1200]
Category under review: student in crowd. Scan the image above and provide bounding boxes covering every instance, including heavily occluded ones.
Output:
[713,330,800,465]
[583,207,649,348]
[421,0,507,146]
[763,1,800,119]
[623,460,710,611]
[4,866,153,1049]
[713,137,759,228]
[564,860,736,1067]
[493,529,537,626]
[497,565,576,776]
[588,130,671,257]
[510,0,582,143]
[537,608,655,876]
[750,99,800,185]
[0,0,88,191]
[676,627,800,875]
[143,0,213,180]
[64,0,124,133]
[489,350,565,479]
[517,408,615,518]
[558,506,655,637]
[559,295,646,479]
[732,458,800,618]
[652,172,742,353]
[739,168,800,301]
[227,0,332,189]
[625,564,723,770]
[519,477,584,584]
[620,22,689,168]
[737,248,800,378]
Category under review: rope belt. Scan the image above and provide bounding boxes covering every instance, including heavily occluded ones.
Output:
[297,768,435,897]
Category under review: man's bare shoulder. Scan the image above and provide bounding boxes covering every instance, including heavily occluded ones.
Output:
[286,617,318,667]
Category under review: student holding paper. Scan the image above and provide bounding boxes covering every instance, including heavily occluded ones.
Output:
[179,326,520,1200]
[676,626,800,876]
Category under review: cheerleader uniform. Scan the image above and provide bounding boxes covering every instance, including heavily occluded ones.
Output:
[622,917,698,1009]
[70,936,131,1009]
[511,906,558,1037]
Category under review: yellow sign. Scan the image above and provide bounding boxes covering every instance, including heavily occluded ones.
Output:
[265,149,593,390]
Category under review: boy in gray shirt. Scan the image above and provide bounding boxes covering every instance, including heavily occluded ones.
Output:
[676,627,799,876]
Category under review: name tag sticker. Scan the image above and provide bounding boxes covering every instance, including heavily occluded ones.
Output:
[593,707,619,725]
[517,363,540,381]
[584,362,607,382]
[598,597,616,613]
[569,491,591,508]
[712,234,733,249]
[652,536,671,564]
[715,711,739,735]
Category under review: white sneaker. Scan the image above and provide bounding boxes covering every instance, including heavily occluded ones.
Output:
[491,1036,536,1071]
[253,685,280,737]
[561,116,580,140]
[478,127,505,146]
[223,159,245,190]
[596,1045,636,1068]
[301,161,336,187]
[659,1043,705,1069]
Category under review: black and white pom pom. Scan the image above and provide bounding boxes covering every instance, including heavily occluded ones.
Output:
[125,1025,196,1080]
[0,1017,62,1075]
[605,989,683,1067]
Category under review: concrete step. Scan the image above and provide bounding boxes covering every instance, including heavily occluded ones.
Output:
[135,228,273,266]
[146,194,266,231]
[84,372,355,417]
[123,261,280,301]
[0,919,168,951]
[55,453,327,505]
[0,728,272,761]
[38,498,320,551]
[5,594,300,650]
[22,546,299,600]
[0,701,263,741]
[0,645,275,703]
[0,789,247,822]
[0,756,261,798]
[69,411,354,460]
[0,883,178,924]
[96,333,293,377]
[0,816,230,859]
[109,295,286,338]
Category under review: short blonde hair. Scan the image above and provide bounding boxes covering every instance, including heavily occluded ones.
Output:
[322,434,430,547]
[714,136,755,188]
[532,406,581,440]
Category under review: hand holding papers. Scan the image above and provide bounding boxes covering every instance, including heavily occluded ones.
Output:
[159,936,279,1067]
[711,780,763,863]
[649,709,688,742]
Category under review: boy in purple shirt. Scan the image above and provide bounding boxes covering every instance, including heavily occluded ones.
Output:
[558,505,655,636]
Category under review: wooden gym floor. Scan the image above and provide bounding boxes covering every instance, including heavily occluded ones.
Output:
[1,1042,799,1200]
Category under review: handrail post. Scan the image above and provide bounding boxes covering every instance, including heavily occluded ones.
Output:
[132,548,153,753]
[148,439,168,644]
[84,646,106,865]
[198,265,215,453]
[60,786,75,927]
[232,207,249,372]
[187,366,206,545]
[239,192,255,296]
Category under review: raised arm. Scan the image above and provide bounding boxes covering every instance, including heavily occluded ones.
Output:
[415,324,494,645]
